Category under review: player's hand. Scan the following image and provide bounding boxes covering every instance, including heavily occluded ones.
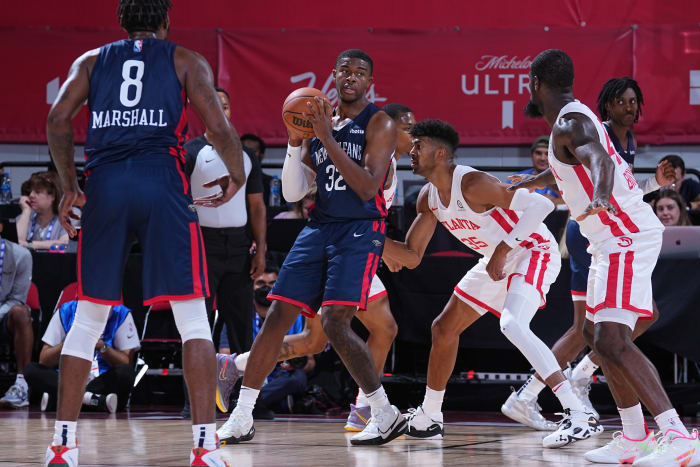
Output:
[382,255,403,273]
[194,175,241,207]
[249,250,265,280]
[304,97,333,142]
[58,188,86,238]
[576,198,618,221]
[654,159,676,187]
[486,242,510,281]
[287,128,304,147]
[507,173,544,192]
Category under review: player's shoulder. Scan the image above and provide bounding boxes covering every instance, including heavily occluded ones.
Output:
[367,106,396,133]
[553,111,597,142]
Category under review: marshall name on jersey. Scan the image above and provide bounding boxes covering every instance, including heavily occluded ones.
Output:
[91,108,168,129]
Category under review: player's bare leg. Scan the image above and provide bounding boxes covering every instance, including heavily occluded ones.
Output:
[404,295,481,439]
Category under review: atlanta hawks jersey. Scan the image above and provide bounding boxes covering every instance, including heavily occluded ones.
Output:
[547,101,663,244]
[428,165,555,258]
[85,39,187,170]
[308,103,389,223]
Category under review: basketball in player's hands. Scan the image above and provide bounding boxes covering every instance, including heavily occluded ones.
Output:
[282,87,329,139]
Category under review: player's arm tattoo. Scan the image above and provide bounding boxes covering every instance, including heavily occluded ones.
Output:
[278,342,296,360]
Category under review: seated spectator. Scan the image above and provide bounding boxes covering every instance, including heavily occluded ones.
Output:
[659,154,700,211]
[241,133,286,207]
[0,231,33,409]
[654,190,692,226]
[23,301,139,413]
[513,136,565,205]
[16,172,69,250]
[274,188,316,220]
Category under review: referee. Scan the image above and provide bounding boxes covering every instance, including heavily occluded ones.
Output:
[184,87,266,354]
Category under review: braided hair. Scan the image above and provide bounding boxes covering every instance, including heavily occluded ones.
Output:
[117,0,172,34]
[597,77,644,123]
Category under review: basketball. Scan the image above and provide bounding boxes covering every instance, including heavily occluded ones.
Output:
[282,87,329,139]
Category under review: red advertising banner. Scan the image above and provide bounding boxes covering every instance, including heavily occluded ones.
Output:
[633,25,700,144]
[218,28,632,145]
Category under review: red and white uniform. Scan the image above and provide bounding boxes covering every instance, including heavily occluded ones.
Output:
[430,165,560,316]
[366,156,397,304]
[548,101,664,321]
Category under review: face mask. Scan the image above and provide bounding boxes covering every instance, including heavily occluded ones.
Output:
[254,285,272,307]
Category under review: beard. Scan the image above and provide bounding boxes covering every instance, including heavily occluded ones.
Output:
[524,100,543,119]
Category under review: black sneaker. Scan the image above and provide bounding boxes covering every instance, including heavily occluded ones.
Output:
[84,393,118,413]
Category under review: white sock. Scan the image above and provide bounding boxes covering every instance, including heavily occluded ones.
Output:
[234,352,249,372]
[654,408,690,437]
[552,380,586,412]
[355,389,369,408]
[619,404,646,440]
[516,375,546,402]
[82,392,93,405]
[192,423,217,450]
[422,386,445,415]
[365,385,390,410]
[236,386,259,416]
[571,354,599,381]
[15,373,27,390]
[53,421,77,448]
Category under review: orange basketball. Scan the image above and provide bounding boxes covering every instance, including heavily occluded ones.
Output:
[282,87,329,139]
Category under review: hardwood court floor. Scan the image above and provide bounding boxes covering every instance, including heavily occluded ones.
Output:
[1,409,696,466]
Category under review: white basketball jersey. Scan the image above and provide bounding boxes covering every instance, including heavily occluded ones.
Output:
[384,156,398,209]
[428,165,555,258]
[547,101,663,244]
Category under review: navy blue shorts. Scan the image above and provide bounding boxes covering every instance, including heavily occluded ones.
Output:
[78,155,208,305]
[268,219,386,317]
[565,219,592,299]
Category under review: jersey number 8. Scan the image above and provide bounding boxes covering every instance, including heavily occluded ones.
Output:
[119,60,145,108]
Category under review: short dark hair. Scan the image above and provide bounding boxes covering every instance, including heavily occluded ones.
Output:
[214,87,230,100]
[264,264,280,275]
[410,119,459,153]
[383,103,413,120]
[596,77,644,122]
[660,154,685,174]
[531,49,574,90]
[336,49,374,75]
[240,133,266,154]
[117,0,171,34]
[530,136,549,154]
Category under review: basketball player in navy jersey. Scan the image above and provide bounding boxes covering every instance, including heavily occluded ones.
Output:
[217,49,406,446]
[45,1,244,466]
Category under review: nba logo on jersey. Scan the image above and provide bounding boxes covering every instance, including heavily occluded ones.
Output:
[133,40,143,52]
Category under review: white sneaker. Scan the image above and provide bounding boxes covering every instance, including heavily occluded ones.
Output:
[0,383,29,408]
[45,444,79,467]
[216,406,255,445]
[633,429,700,467]
[404,405,444,439]
[41,392,50,412]
[542,408,604,448]
[501,390,557,431]
[190,447,230,466]
[584,430,656,464]
[564,367,599,419]
[350,405,407,445]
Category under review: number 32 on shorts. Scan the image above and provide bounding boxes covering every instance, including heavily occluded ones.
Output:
[325,165,347,191]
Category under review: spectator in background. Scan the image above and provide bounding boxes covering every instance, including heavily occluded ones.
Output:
[658,154,700,211]
[513,136,564,205]
[184,88,266,355]
[0,228,33,409]
[16,172,69,250]
[654,190,692,226]
[274,187,316,220]
[23,301,138,413]
[241,133,286,208]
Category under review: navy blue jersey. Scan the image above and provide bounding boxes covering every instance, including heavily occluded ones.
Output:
[308,103,389,223]
[84,39,187,170]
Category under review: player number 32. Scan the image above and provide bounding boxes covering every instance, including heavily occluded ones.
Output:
[325,165,347,191]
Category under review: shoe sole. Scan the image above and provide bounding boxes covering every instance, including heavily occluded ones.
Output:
[344,424,364,432]
[405,430,443,440]
[215,387,229,413]
[219,426,255,446]
[501,404,555,431]
[350,419,408,446]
